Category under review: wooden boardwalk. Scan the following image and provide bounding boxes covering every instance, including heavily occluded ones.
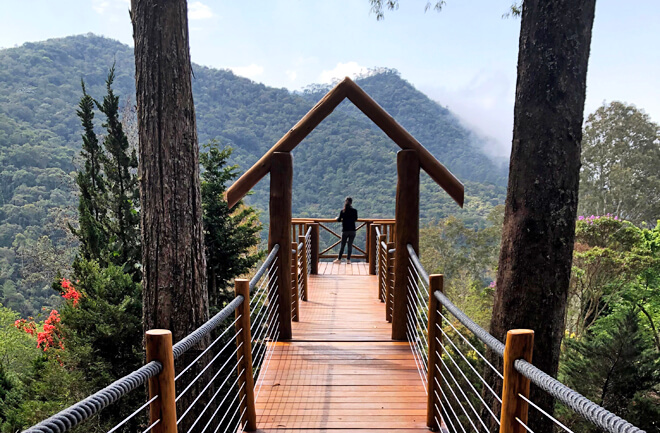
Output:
[255,270,427,432]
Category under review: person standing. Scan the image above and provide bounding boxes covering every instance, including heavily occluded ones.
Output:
[334,197,358,264]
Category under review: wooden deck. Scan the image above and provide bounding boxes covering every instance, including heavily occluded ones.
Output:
[316,261,370,276]
[255,272,427,432]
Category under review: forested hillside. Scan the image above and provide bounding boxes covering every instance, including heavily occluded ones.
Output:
[0,34,506,315]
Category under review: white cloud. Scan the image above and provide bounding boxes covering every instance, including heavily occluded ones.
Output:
[188,2,214,20]
[422,69,515,159]
[230,64,264,80]
[318,61,368,84]
[286,70,298,81]
[92,0,110,14]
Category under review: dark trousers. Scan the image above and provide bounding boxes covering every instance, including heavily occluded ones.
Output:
[338,231,356,260]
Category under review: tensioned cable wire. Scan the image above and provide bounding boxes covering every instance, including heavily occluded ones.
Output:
[406,292,429,360]
[106,395,158,433]
[201,383,245,433]
[437,399,458,433]
[408,258,430,299]
[250,267,277,309]
[186,364,242,432]
[435,345,500,424]
[406,292,429,352]
[436,352,489,433]
[175,337,242,404]
[252,312,280,368]
[197,379,244,433]
[249,245,280,291]
[518,393,575,433]
[250,294,279,345]
[435,383,468,433]
[141,419,160,433]
[516,418,536,433]
[175,316,240,381]
[405,316,428,388]
[230,407,247,433]
[436,357,490,432]
[435,324,502,403]
[437,309,503,379]
[407,275,430,327]
[177,358,244,425]
[222,402,246,433]
[215,394,246,433]
[253,316,279,373]
[435,368,484,433]
[255,329,280,403]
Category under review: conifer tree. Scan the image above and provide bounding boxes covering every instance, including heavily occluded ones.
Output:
[71,81,108,263]
[200,142,263,309]
[96,67,140,277]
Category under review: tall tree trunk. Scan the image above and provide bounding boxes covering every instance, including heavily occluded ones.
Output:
[131,0,210,414]
[486,1,596,432]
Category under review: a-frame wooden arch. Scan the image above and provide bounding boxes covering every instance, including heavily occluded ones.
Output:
[225,77,465,341]
[226,76,464,208]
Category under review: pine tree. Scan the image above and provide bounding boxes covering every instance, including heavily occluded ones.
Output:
[96,66,140,277]
[560,307,660,432]
[71,81,108,263]
[200,142,263,310]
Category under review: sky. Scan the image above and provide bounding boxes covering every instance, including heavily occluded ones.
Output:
[1,0,659,158]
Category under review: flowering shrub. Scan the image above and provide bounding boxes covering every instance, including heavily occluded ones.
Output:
[14,278,81,353]
[14,318,36,336]
[37,310,64,351]
[577,213,619,224]
[60,278,81,307]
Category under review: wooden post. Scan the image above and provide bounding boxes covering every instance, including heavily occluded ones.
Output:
[299,235,308,301]
[392,149,420,340]
[310,223,319,275]
[291,242,300,322]
[378,234,387,301]
[364,221,372,265]
[369,224,378,275]
[500,330,534,433]
[269,152,293,340]
[427,275,443,431]
[385,242,395,323]
[146,330,177,433]
[234,279,257,431]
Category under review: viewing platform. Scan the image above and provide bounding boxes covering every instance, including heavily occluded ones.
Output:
[256,271,427,431]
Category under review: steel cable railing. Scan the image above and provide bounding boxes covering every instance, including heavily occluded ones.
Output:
[23,244,282,433]
[406,244,646,433]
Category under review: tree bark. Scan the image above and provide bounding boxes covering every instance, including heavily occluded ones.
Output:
[132,1,210,428]
[487,1,596,432]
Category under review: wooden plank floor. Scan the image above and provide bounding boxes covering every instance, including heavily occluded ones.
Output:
[317,261,369,276]
[255,273,428,432]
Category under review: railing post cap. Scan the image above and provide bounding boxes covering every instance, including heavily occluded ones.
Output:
[235,278,249,283]
[507,329,534,336]
[146,329,172,336]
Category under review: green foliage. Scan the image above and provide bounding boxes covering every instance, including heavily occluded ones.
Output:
[568,216,660,338]
[201,142,263,310]
[560,307,660,432]
[70,81,107,264]
[579,102,660,226]
[0,35,507,316]
[95,67,140,274]
[419,206,503,327]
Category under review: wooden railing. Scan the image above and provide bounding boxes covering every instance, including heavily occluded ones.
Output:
[292,218,395,264]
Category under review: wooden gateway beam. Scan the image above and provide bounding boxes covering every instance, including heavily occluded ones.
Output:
[226,79,349,208]
[225,77,464,208]
[344,79,463,207]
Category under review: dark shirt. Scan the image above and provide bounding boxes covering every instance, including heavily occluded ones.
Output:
[337,207,358,232]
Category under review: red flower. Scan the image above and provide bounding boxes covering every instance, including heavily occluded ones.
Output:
[61,278,81,307]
